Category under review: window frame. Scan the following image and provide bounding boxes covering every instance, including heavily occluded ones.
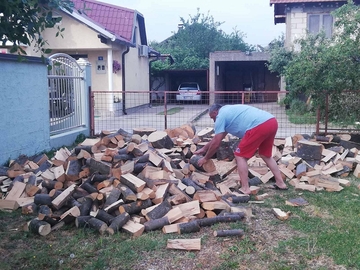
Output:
[307,13,334,38]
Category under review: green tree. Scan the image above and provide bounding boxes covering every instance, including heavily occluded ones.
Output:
[0,0,74,56]
[268,1,360,122]
[150,9,253,73]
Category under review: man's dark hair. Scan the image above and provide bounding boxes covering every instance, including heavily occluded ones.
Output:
[209,103,223,113]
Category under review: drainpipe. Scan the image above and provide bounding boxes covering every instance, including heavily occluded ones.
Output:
[122,46,130,115]
[149,57,159,107]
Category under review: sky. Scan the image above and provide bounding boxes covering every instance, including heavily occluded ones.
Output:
[102,0,285,47]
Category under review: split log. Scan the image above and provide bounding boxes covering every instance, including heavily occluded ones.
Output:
[148,131,174,149]
[103,188,121,209]
[189,155,216,173]
[144,216,170,232]
[120,173,146,193]
[119,184,137,202]
[167,239,201,251]
[122,220,145,237]
[145,200,172,220]
[107,212,131,235]
[214,229,244,237]
[51,184,77,210]
[28,219,51,236]
[193,190,219,203]
[86,158,111,176]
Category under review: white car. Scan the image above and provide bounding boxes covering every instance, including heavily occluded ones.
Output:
[176,82,202,102]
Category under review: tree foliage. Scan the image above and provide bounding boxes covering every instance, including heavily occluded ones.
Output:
[268,1,360,116]
[150,9,254,74]
[0,0,74,56]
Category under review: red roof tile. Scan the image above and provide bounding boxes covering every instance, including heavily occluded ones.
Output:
[71,0,136,41]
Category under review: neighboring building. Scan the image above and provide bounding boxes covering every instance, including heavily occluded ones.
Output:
[25,0,158,113]
[269,0,360,93]
[209,51,280,105]
[270,0,360,48]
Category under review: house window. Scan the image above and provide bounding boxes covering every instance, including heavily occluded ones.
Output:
[308,14,333,38]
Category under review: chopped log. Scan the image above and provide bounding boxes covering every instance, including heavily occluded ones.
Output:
[122,220,145,237]
[80,182,98,194]
[189,155,216,173]
[119,199,153,215]
[75,215,92,228]
[214,229,244,237]
[65,159,82,181]
[145,200,172,220]
[119,184,137,202]
[133,127,157,137]
[51,184,77,210]
[162,223,180,234]
[193,190,219,203]
[103,188,121,209]
[197,127,214,140]
[144,216,170,232]
[34,194,53,206]
[79,197,93,216]
[181,177,203,192]
[120,173,146,193]
[197,213,245,227]
[88,217,108,235]
[28,219,51,236]
[107,212,131,235]
[22,203,38,215]
[0,200,19,211]
[168,184,192,203]
[228,195,250,204]
[41,179,63,190]
[104,199,124,213]
[148,131,174,149]
[177,220,200,234]
[167,239,201,251]
[201,200,230,212]
[248,176,262,186]
[272,208,291,221]
[6,181,26,201]
[165,200,200,223]
[91,209,115,225]
[86,158,111,176]
[296,140,323,162]
[60,206,80,224]
[152,183,170,204]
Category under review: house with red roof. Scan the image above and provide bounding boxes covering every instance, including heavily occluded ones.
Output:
[25,0,157,112]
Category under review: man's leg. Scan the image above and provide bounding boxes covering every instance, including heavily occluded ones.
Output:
[235,155,251,194]
[261,155,287,189]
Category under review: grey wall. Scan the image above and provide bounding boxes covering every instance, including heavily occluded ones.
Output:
[0,54,51,164]
[0,54,91,165]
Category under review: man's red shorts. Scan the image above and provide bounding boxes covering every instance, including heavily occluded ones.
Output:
[234,118,278,159]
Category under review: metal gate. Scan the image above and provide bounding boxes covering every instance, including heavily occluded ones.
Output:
[48,53,85,135]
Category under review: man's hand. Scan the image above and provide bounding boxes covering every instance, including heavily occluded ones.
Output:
[197,157,208,167]
[193,148,205,155]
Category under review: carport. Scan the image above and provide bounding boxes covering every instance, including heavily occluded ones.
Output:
[151,69,209,104]
[209,51,280,104]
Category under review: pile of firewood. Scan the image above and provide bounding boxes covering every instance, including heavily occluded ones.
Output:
[0,125,359,244]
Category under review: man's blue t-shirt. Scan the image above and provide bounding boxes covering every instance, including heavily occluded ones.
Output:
[214,105,274,138]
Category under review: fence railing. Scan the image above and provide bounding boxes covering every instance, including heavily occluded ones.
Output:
[91,90,322,139]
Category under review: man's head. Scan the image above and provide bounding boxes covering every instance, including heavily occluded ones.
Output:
[208,104,222,122]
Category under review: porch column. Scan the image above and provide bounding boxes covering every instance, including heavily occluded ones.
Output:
[107,48,114,111]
